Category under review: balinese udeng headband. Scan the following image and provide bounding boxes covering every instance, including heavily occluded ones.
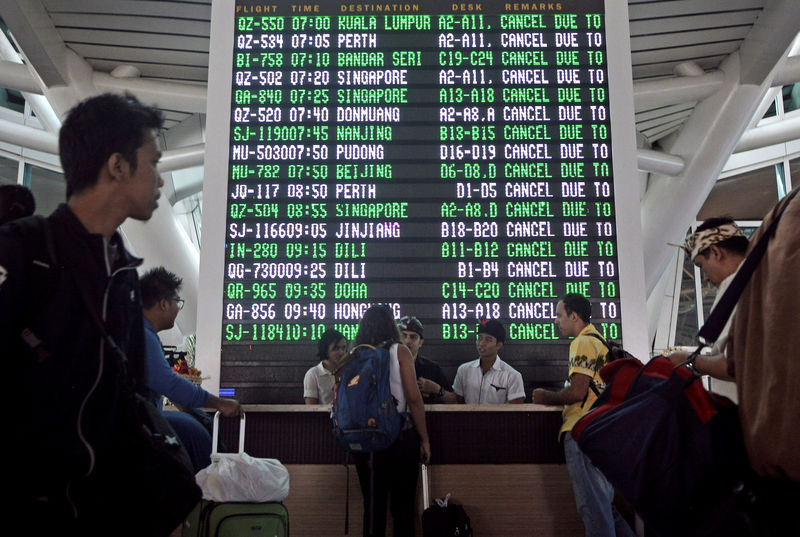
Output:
[681,223,745,262]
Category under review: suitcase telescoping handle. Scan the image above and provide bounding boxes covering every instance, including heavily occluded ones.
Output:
[211,411,246,458]
[421,463,430,509]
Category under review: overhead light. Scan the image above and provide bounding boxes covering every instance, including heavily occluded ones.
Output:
[673,61,704,77]
[110,65,141,78]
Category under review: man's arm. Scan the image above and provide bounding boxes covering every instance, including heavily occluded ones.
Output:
[507,370,526,404]
[533,373,592,406]
[302,367,322,405]
[417,364,457,403]
[144,329,209,409]
[206,394,243,417]
[439,390,459,403]
[668,350,733,380]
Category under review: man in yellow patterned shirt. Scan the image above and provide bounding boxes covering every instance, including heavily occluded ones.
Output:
[533,294,634,537]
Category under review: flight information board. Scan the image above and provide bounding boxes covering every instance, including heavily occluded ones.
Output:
[201,0,643,403]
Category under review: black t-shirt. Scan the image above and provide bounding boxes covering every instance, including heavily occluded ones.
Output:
[414,355,452,403]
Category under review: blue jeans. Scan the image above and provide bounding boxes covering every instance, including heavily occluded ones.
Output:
[164,410,212,473]
[564,433,636,537]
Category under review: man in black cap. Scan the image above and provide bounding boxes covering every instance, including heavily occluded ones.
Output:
[452,319,525,404]
[398,315,457,403]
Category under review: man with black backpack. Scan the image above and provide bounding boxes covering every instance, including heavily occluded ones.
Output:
[0,93,168,534]
[533,294,635,537]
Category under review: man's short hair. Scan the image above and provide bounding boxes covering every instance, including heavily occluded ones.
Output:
[59,93,164,199]
[0,184,35,225]
[398,315,423,338]
[477,319,505,343]
[562,293,591,323]
[140,267,182,309]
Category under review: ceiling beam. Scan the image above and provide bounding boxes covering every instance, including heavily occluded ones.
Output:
[639,0,800,298]
[735,114,800,153]
[0,0,68,86]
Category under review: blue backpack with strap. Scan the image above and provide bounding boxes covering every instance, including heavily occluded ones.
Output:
[331,341,403,453]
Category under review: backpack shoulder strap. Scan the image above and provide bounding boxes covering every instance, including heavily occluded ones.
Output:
[332,343,376,377]
[579,333,609,407]
[585,332,610,351]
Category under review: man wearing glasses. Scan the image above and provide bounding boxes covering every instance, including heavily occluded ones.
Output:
[140,266,242,472]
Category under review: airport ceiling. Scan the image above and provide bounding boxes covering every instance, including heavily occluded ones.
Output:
[0,0,772,140]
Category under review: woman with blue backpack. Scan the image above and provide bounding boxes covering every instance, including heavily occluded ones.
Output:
[346,304,431,537]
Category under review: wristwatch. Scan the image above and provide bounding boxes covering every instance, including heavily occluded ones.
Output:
[437,385,445,397]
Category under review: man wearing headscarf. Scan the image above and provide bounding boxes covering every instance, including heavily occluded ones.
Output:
[668,217,748,402]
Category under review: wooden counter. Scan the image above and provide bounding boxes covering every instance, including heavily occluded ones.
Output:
[213,405,583,537]
[221,404,565,464]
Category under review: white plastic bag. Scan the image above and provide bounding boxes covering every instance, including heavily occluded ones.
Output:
[195,412,290,502]
[196,452,289,502]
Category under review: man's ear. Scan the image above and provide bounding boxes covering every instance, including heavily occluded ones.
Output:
[106,152,129,181]
[497,341,504,351]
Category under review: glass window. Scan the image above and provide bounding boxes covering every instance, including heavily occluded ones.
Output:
[782,84,800,114]
[674,250,699,346]
[25,163,65,216]
[0,155,19,186]
[191,194,202,245]
[0,88,24,113]
[763,98,777,118]
[698,165,780,221]
[790,156,800,190]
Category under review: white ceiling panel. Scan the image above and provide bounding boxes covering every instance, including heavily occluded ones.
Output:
[0,0,775,144]
[630,11,760,34]
[633,42,742,65]
[637,110,693,132]
[50,13,211,36]
[89,59,207,82]
[632,57,726,80]
[629,0,763,20]
[636,102,697,123]
[630,26,751,51]
[59,29,209,51]
[42,0,211,19]
[70,43,207,67]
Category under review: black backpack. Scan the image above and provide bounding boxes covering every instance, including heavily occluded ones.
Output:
[582,332,634,406]
[7,215,60,361]
[422,500,472,537]
[586,332,634,363]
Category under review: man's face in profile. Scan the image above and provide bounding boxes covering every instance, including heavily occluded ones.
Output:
[121,129,163,221]
[694,246,727,288]
[555,301,579,338]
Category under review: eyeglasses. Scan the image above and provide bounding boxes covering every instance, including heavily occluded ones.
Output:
[171,297,185,310]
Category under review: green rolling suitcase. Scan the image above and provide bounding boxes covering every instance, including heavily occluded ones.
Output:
[183,413,290,537]
[183,500,289,537]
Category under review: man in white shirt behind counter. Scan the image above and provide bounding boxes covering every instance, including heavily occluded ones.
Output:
[453,319,525,404]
